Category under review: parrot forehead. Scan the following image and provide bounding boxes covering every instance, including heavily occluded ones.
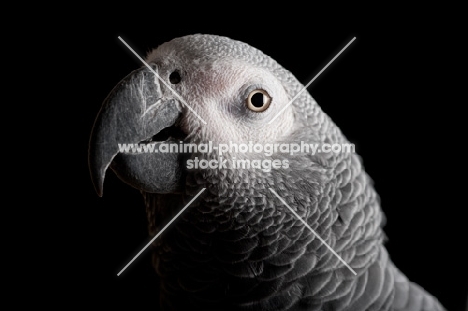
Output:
[146,34,296,102]
[146,34,280,73]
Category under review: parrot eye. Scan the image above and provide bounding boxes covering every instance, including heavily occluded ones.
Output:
[169,71,181,84]
[246,89,271,112]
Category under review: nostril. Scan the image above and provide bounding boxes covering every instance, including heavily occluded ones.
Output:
[169,70,181,84]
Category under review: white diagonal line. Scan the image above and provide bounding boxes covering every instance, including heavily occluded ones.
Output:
[268,188,357,275]
[117,188,206,276]
[118,36,207,125]
[268,37,356,124]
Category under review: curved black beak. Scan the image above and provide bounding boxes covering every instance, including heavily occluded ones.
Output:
[89,66,184,196]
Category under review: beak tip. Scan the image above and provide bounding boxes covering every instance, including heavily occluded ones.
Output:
[90,166,105,197]
[92,179,104,197]
[95,187,104,197]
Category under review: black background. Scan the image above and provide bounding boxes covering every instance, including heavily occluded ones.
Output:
[39,5,466,311]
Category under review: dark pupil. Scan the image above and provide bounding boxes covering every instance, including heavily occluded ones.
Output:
[169,71,181,84]
[251,92,264,107]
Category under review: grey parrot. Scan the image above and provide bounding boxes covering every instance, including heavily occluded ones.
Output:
[89,34,446,310]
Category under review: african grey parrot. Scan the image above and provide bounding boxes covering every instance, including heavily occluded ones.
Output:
[89,34,446,310]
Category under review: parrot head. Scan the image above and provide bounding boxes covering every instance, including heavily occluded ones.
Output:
[88,34,330,197]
